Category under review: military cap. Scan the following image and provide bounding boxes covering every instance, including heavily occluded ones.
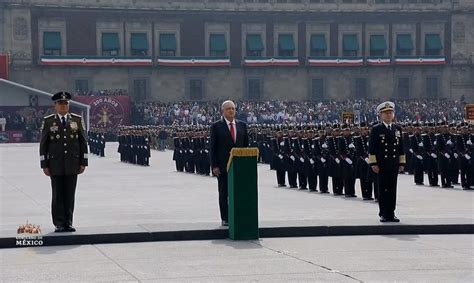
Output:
[51,91,71,102]
[376,101,395,113]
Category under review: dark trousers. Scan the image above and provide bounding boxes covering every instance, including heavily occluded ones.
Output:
[360,177,372,199]
[377,169,398,219]
[298,172,307,189]
[307,174,317,191]
[50,175,78,227]
[332,176,344,195]
[276,169,286,186]
[318,165,329,192]
[217,172,228,222]
[288,171,298,188]
[413,158,424,184]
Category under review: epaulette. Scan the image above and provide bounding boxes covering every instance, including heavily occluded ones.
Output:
[44,114,55,119]
[71,113,82,118]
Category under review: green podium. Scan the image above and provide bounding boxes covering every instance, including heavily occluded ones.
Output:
[227,147,259,240]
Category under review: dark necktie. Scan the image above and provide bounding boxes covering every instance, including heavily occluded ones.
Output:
[229,122,235,143]
[387,125,391,131]
[61,116,66,128]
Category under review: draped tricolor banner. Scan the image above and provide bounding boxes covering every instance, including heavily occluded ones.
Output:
[0,54,9,79]
[73,96,130,129]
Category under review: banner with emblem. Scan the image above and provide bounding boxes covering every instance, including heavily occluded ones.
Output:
[73,96,130,129]
[465,104,474,123]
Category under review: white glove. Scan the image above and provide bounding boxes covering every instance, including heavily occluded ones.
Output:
[349,143,355,149]
[322,143,328,149]
[345,158,352,165]
[310,159,315,164]
[444,153,450,159]
[417,155,423,160]
[335,158,340,164]
[278,154,283,159]
[290,155,295,161]
[431,153,437,158]
[364,157,369,164]
[447,140,453,145]
[418,142,423,147]
[320,157,326,163]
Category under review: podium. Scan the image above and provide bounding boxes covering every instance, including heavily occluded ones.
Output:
[226,147,259,240]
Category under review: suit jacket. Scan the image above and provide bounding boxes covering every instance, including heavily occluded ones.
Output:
[39,113,88,175]
[210,118,249,172]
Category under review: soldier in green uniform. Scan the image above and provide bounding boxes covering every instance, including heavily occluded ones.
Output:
[368,101,405,223]
[39,91,88,232]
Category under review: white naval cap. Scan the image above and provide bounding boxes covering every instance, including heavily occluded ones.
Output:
[376,101,395,113]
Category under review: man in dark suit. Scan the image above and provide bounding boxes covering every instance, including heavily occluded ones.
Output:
[39,91,88,232]
[368,101,405,223]
[210,100,249,226]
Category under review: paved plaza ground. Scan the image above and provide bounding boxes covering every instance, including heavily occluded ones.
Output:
[1,142,472,235]
[1,235,473,282]
[0,143,473,282]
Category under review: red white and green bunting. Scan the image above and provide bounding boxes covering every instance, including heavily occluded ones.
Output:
[40,56,153,66]
[394,56,446,65]
[244,57,299,67]
[157,57,230,67]
[308,57,364,67]
[366,57,391,66]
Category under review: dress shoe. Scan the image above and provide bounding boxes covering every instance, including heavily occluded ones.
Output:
[278,184,286,187]
[345,194,357,198]
[391,216,400,222]
[320,190,329,194]
[442,185,454,188]
[379,216,389,223]
[65,225,76,232]
[221,220,229,227]
[363,197,374,201]
[415,183,424,186]
[54,226,66,233]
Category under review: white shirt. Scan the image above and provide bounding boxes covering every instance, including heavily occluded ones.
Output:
[57,113,69,123]
[382,121,392,131]
[224,117,237,141]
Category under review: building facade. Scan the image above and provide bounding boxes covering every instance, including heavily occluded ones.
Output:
[1,0,473,102]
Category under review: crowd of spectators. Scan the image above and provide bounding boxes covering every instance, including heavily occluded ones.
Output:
[72,89,128,97]
[131,98,468,126]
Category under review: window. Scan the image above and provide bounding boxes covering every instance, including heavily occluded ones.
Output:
[369,35,386,57]
[278,34,295,57]
[189,79,204,100]
[102,33,120,56]
[247,78,263,100]
[209,34,227,57]
[159,33,177,57]
[343,34,359,57]
[397,78,410,98]
[425,34,443,56]
[43,32,62,55]
[133,79,147,101]
[355,78,367,98]
[131,33,148,56]
[310,34,327,57]
[426,77,439,98]
[311,78,325,100]
[246,34,264,57]
[396,34,414,56]
[75,80,89,94]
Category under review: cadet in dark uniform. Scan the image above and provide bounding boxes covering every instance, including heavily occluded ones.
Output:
[368,101,405,222]
[39,91,88,232]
